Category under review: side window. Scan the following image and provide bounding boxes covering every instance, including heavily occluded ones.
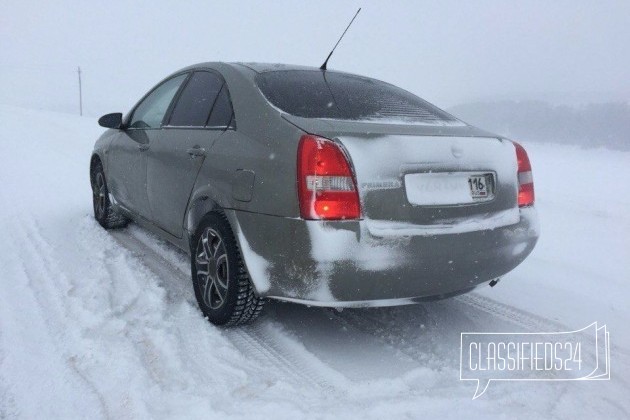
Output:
[207,84,235,128]
[129,74,188,129]
[168,71,224,127]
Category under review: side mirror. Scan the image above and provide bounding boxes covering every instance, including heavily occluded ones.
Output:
[98,112,123,129]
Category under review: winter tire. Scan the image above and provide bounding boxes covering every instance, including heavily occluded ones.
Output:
[91,160,129,229]
[191,212,265,326]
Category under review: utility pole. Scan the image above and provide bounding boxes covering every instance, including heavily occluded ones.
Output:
[77,66,83,116]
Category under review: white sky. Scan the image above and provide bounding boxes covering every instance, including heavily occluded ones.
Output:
[1,0,629,116]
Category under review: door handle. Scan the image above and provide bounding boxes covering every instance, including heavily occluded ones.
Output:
[187,147,206,157]
[138,143,150,151]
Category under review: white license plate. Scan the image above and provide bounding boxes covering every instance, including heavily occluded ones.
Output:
[404,172,494,205]
[468,175,490,199]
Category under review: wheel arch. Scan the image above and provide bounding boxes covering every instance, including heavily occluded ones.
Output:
[185,195,223,240]
[184,178,235,237]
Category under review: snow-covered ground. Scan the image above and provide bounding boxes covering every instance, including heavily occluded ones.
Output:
[1,104,629,419]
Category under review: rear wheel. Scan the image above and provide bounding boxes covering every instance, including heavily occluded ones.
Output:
[191,213,265,326]
[91,161,128,229]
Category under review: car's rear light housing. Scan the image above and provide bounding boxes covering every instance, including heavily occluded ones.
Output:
[513,141,535,207]
[297,134,361,220]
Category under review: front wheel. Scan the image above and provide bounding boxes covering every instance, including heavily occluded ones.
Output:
[91,161,128,229]
[191,213,265,326]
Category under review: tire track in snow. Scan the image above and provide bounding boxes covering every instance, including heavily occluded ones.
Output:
[456,292,630,359]
[328,291,625,370]
[324,303,471,372]
[226,324,340,392]
[76,218,285,417]
[455,293,570,333]
[327,289,630,406]
[0,328,18,419]
[108,229,194,305]
[12,215,111,419]
[110,226,341,393]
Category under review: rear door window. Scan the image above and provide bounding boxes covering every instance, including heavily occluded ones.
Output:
[168,71,224,127]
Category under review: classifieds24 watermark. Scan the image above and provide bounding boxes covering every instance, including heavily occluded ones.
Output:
[460,322,610,399]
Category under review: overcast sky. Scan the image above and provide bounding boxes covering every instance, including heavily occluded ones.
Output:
[1,0,629,116]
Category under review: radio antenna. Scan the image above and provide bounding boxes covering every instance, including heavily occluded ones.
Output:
[320,8,361,71]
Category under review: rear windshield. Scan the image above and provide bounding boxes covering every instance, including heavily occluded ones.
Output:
[255,70,461,125]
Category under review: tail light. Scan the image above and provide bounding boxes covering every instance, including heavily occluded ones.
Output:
[297,134,361,220]
[513,141,535,207]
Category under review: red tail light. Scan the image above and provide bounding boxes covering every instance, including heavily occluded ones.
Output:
[297,134,361,220]
[513,142,535,207]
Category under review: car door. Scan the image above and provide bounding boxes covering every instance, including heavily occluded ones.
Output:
[146,70,235,237]
[107,73,188,219]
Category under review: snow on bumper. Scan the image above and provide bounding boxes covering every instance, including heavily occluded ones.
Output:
[229,207,539,306]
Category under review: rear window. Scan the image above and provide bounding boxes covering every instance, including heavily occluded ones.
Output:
[256,70,460,125]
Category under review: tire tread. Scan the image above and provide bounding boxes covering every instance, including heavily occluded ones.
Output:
[194,212,265,327]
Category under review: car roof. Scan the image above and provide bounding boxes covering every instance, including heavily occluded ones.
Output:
[180,62,325,74]
[230,62,322,73]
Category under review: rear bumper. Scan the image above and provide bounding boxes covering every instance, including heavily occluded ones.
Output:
[228,207,539,307]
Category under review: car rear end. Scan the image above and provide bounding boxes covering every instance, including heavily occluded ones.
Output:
[233,66,539,306]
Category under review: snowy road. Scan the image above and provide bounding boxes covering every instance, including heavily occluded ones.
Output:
[1,105,629,419]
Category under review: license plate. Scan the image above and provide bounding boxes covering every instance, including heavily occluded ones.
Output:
[468,175,491,199]
[404,172,494,205]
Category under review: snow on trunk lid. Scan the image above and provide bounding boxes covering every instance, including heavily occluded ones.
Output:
[336,135,520,234]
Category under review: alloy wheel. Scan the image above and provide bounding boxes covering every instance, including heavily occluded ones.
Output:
[93,172,107,219]
[195,228,229,310]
